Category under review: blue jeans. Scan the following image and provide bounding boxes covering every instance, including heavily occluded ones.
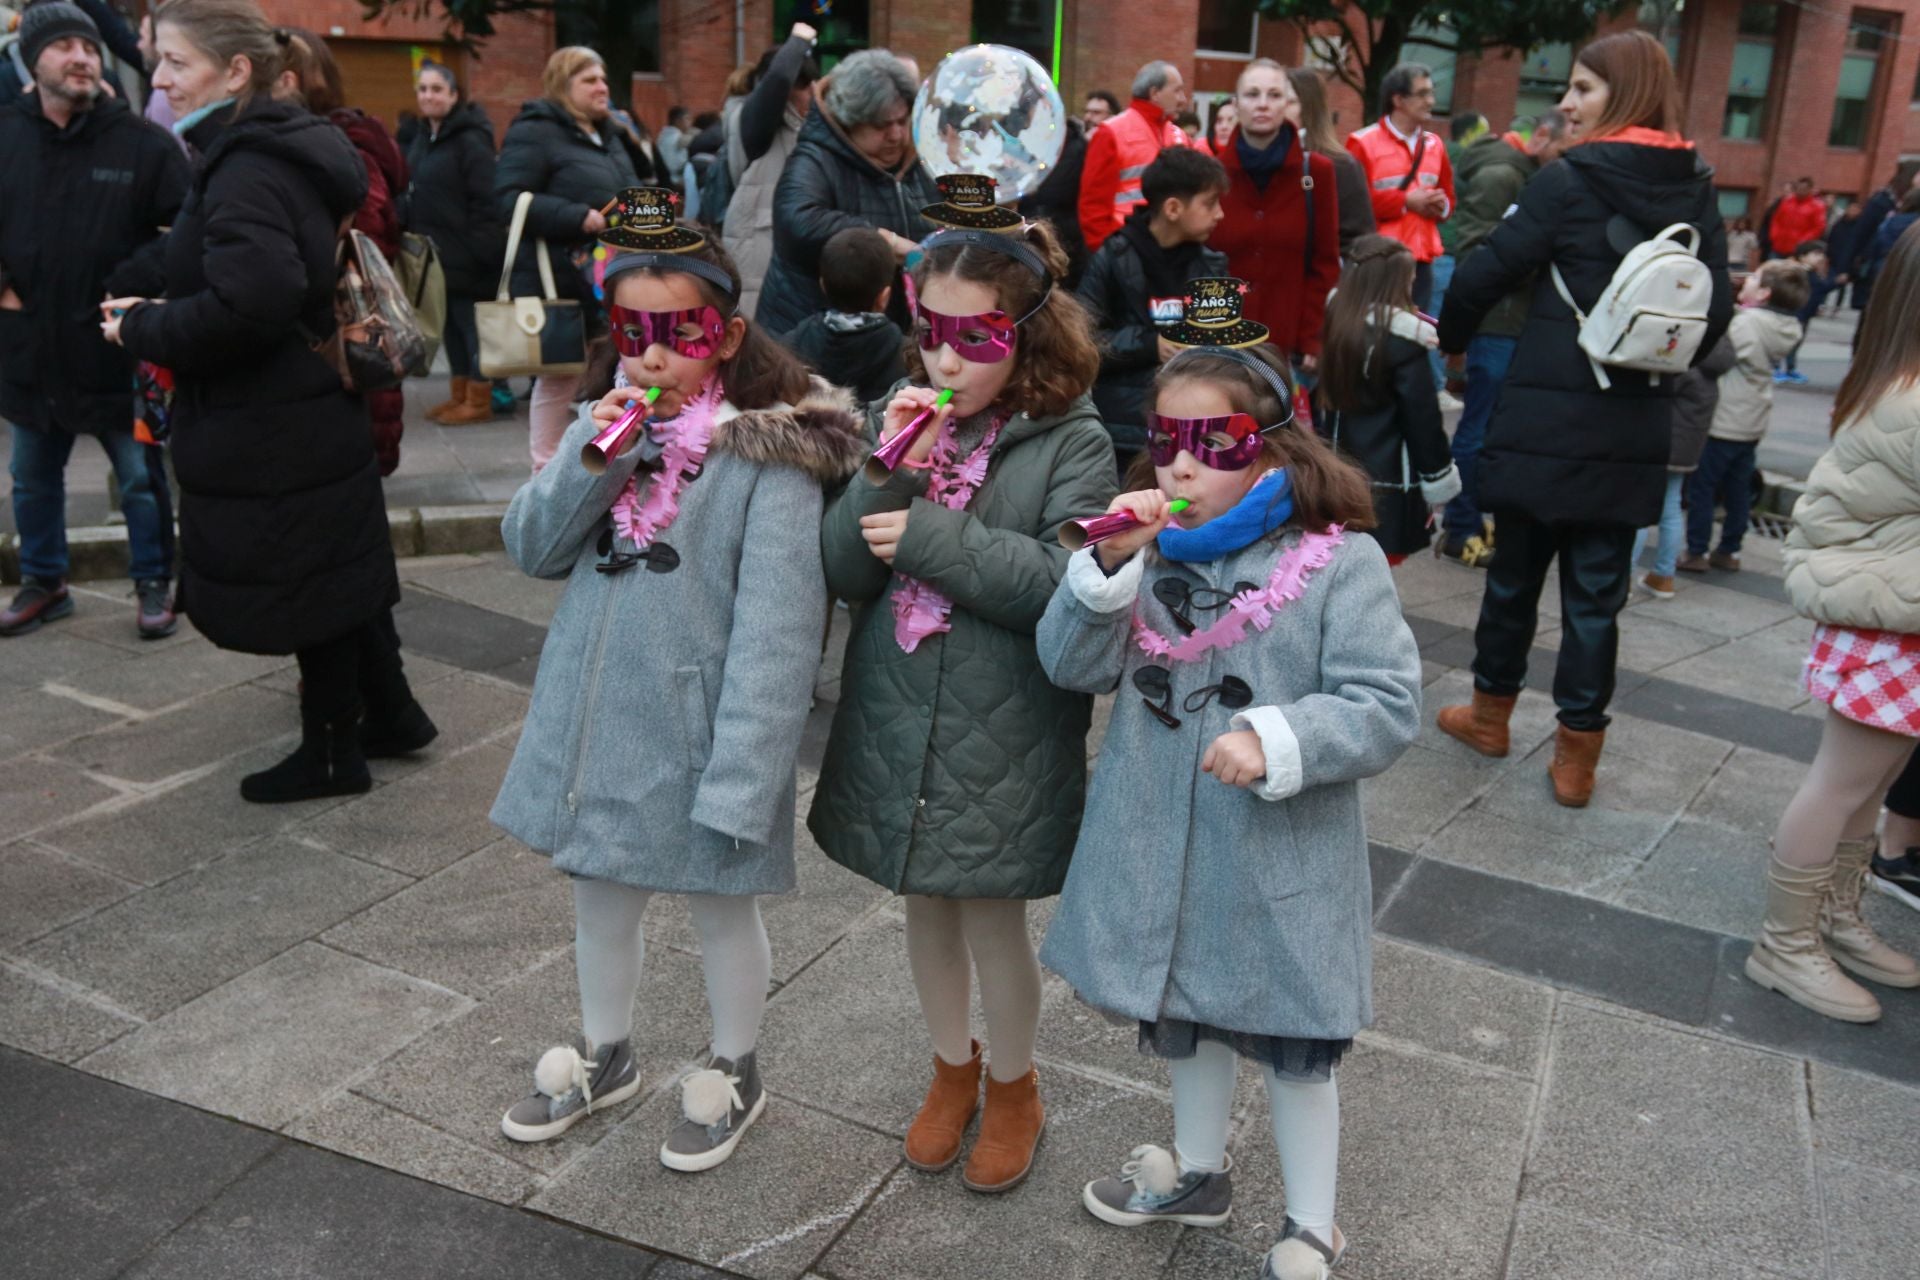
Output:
[1442,334,1516,540]
[1685,437,1757,557]
[9,426,172,582]
[1632,472,1685,576]
[1426,253,1455,389]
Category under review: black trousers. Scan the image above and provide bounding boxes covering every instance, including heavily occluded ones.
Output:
[1470,513,1636,732]
[1412,259,1434,314]
[294,608,405,724]
[1888,749,1920,821]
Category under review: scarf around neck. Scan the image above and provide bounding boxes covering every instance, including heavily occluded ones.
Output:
[1235,126,1296,193]
[1156,470,1295,562]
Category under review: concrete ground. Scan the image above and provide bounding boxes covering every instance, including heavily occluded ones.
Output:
[4,520,1919,1279]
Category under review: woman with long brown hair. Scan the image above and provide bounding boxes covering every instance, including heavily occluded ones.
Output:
[1431,30,1733,807]
[1746,220,1920,1023]
[1284,66,1374,257]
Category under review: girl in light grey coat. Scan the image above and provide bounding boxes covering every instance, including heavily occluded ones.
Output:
[489,237,864,1172]
[1037,346,1421,1280]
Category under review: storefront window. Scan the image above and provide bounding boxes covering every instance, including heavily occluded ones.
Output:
[1829,11,1896,149]
[1717,188,1752,219]
[556,2,661,75]
[1196,0,1260,57]
[973,0,1056,69]
[775,0,869,72]
[1639,0,1686,66]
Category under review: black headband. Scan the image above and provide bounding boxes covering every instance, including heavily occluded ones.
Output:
[919,227,1051,283]
[1172,347,1297,431]
[604,252,739,303]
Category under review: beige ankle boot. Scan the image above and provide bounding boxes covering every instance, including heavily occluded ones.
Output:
[1822,837,1920,988]
[1746,856,1881,1023]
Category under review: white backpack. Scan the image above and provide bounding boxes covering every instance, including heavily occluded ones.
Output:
[1551,223,1713,390]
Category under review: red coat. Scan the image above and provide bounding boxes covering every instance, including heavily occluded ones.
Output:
[1769,193,1829,257]
[1210,129,1340,358]
[1345,119,1454,262]
[1078,99,1190,253]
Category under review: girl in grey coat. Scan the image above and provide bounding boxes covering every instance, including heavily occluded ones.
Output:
[489,232,864,1172]
[1036,346,1421,1280]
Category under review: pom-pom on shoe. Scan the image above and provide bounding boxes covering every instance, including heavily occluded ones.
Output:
[660,1051,766,1172]
[500,1040,639,1142]
[1082,1144,1233,1227]
[1261,1218,1345,1280]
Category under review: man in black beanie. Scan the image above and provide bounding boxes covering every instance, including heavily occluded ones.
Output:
[0,0,189,637]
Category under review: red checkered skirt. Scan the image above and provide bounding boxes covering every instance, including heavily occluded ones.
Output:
[1803,625,1920,736]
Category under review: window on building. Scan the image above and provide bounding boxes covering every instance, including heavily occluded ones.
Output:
[973,0,1057,69]
[1512,42,1572,133]
[775,0,869,72]
[1717,188,1752,220]
[1400,19,1458,115]
[1639,0,1686,66]
[1722,3,1779,141]
[1196,0,1261,57]
[557,2,661,75]
[1829,11,1896,149]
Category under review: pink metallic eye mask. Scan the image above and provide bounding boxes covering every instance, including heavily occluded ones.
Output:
[608,305,727,359]
[912,305,1019,364]
[1144,411,1268,470]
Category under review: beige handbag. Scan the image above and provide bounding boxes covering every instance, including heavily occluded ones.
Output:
[476,191,587,378]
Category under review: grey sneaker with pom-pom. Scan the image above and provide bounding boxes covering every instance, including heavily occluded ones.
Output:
[1082,1144,1232,1227]
[660,1051,766,1172]
[500,1039,639,1143]
[1261,1218,1345,1280]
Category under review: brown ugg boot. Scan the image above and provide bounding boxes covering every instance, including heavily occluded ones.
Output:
[424,375,467,423]
[437,377,496,426]
[1435,689,1518,757]
[1547,725,1605,808]
[961,1066,1044,1193]
[1822,837,1920,988]
[904,1041,981,1172]
[1747,856,1881,1022]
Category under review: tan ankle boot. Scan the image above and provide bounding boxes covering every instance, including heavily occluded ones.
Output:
[438,376,496,426]
[1548,725,1605,808]
[903,1041,981,1172]
[1745,856,1881,1022]
[425,375,467,423]
[961,1065,1044,1193]
[1435,689,1518,757]
[1822,838,1920,988]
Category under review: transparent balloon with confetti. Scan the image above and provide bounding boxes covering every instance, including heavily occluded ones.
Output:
[911,44,1067,204]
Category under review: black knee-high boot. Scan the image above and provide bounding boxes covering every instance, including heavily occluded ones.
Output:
[241,632,373,803]
[356,609,438,758]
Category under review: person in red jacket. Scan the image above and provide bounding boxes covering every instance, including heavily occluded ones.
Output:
[1077,60,1190,254]
[1344,62,1454,312]
[1210,59,1339,373]
[1769,176,1830,258]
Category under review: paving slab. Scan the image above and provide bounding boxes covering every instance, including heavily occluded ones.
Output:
[1809,1062,1920,1179]
[0,959,141,1063]
[1226,1041,1533,1278]
[1524,1002,1821,1274]
[118,1141,663,1280]
[80,942,471,1131]
[0,628,130,694]
[322,838,572,998]
[297,741,516,877]
[1703,935,1920,1087]
[0,1045,282,1280]
[357,944,714,1175]
[816,1068,1181,1280]
[1162,1231,1269,1279]
[1501,1202,1778,1280]
[0,839,136,948]
[403,554,564,626]
[1647,580,1800,639]
[63,591,202,653]
[1474,736,1700,857]
[393,591,550,677]
[1656,618,1816,710]
[1684,745,1806,837]
[289,1089,540,1205]
[387,672,530,765]
[1615,674,1822,764]
[46,682,296,784]
[1367,939,1553,1077]
[1415,808,1639,897]
[1361,744,1475,851]
[0,756,122,841]
[1416,672,1560,771]
[53,636,292,712]
[1600,611,1733,675]
[24,839,408,1020]
[0,685,123,760]
[1615,817,1770,937]
[1820,1157,1920,1280]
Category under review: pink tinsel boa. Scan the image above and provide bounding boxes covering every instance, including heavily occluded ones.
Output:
[1131,525,1345,665]
[889,409,1007,653]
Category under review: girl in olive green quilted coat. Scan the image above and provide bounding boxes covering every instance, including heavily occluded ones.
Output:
[809,220,1116,1192]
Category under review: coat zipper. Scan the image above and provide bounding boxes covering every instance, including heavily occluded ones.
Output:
[565,573,619,815]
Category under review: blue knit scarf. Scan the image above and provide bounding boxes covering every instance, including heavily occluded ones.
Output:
[1156,470,1295,562]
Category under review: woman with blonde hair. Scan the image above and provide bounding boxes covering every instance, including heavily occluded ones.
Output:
[494,45,640,471]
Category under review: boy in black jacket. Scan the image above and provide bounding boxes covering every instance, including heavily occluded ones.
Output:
[1076,147,1229,463]
[781,226,904,406]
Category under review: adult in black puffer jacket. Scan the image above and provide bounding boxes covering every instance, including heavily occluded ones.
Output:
[1433,31,1733,808]
[112,2,432,805]
[406,68,504,427]
[493,47,640,471]
[756,49,938,338]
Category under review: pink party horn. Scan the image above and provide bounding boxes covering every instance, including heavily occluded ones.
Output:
[1058,499,1190,551]
[865,388,954,482]
[581,386,662,474]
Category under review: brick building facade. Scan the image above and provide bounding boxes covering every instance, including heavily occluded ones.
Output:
[275,0,1920,211]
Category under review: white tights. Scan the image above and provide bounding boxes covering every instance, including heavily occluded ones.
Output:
[1775,710,1918,870]
[903,896,1043,1083]
[1168,1038,1340,1236]
[572,878,771,1060]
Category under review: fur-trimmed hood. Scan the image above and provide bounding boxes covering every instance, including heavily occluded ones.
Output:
[709,376,866,486]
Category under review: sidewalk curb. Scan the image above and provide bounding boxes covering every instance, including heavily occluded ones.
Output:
[0,503,511,585]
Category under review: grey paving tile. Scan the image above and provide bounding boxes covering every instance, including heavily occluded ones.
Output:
[1615,818,1770,938]
[80,942,470,1130]
[1362,744,1475,850]
[298,742,514,877]
[1368,938,1553,1076]
[1476,730,1700,856]
[322,838,571,998]
[1821,1157,1920,1280]
[1416,671,1561,771]
[1387,552,1486,609]
[406,559,564,626]
[1598,711,1739,773]
[64,595,202,652]
[24,840,407,1020]
[1376,858,1722,1025]
[1615,676,1822,764]
[403,672,530,756]
[1810,1062,1920,1179]
[1656,618,1816,710]
[1704,936,1920,1088]
[1416,808,1640,896]
[0,839,135,948]
[120,1142,660,1279]
[357,944,713,1175]
[1603,611,1734,674]
[47,683,296,784]
[1525,1003,1820,1273]
[0,1046,282,1280]
[1685,746,1806,837]
[1162,1232,1268,1280]
[1368,841,1415,910]
[1502,1202,1777,1280]
[55,637,292,712]
[816,1069,1181,1280]
[0,757,120,840]
[290,1089,538,1205]
[1649,581,1799,638]
[1226,1041,1533,1277]
[0,628,130,694]
[0,960,140,1063]
[0,685,122,760]
[392,591,549,677]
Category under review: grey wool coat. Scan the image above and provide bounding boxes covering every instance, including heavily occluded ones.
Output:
[1035,531,1422,1039]
[491,381,865,894]
[807,389,1119,899]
